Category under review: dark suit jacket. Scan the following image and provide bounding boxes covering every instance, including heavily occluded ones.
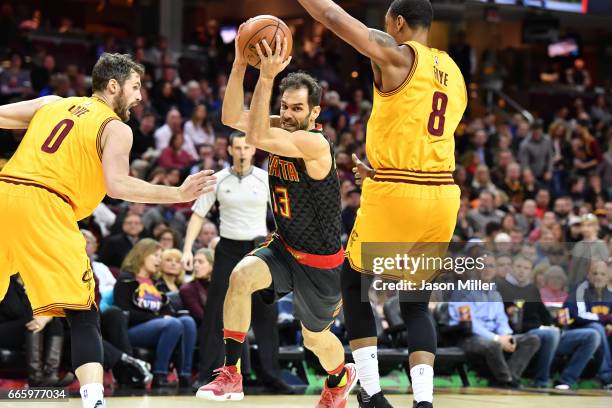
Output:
[98,233,137,269]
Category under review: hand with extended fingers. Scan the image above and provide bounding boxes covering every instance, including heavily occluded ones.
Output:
[255,35,292,80]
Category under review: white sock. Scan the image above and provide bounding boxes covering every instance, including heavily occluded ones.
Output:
[410,364,433,403]
[80,383,105,408]
[352,346,381,397]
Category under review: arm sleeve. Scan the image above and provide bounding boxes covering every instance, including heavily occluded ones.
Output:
[564,287,596,326]
[450,301,497,340]
[471,317,497,340]
[494,302,514,335]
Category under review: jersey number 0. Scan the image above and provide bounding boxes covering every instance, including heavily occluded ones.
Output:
[41,119,74,153]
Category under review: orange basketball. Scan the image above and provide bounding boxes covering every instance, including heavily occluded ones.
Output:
[237,15,293,69]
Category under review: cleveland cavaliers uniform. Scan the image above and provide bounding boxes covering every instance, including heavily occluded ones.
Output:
[250,130,343,332]
[0,96,119,316]
[346,41,467,279]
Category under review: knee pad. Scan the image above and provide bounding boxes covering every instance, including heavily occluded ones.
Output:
[341,260,377,341]
[65,308,103,369]
[399,300,437,354]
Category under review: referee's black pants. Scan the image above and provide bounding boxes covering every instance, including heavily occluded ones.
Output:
[197,237,280,383]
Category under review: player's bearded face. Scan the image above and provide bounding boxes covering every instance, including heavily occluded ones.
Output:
[279,89,316,132]
[113,87,131,122]
[281,112,310,132]
[280,105,313,132]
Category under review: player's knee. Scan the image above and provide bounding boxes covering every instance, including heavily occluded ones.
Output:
[65,308,103,368]
[228,264,258,295]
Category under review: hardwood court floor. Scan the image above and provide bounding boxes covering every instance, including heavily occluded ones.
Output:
[4,393,612,408]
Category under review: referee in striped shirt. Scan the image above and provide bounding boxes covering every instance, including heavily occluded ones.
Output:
[183,132,292,393]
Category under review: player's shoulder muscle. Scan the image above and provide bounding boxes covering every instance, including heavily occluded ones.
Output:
[39,95,63,109]
[294,129,329,153]
[100,119,132,152]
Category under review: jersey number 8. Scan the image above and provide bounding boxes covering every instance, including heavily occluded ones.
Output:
[427,91,448,137]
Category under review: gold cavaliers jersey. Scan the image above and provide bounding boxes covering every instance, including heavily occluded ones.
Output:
[366,40,467,173]
[1,96,118,220]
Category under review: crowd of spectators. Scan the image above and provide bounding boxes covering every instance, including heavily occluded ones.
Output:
[0,6,610,392]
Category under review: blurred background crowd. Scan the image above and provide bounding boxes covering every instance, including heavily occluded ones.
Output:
[0,0,610,394]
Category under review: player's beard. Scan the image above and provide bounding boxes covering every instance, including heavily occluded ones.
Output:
[281,112,311,132]
[113,88,130,122]
[296,116,310,131]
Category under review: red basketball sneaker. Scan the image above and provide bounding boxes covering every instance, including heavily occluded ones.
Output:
[316,363,358,408]
[195,366,244,401]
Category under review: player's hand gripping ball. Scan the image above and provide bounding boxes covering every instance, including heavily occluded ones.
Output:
[236,15,293,68]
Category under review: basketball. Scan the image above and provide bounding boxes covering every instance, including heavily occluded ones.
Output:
[237,15,293,68]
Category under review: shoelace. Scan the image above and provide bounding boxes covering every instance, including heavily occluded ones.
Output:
[319,386,338,406]
[210,367,234,384]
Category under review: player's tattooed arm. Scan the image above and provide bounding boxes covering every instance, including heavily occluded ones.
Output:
[368,29,397,48]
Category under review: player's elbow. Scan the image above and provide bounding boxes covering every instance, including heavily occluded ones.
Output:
[244,131,260,146]
[104,178,126,200]
[321,4,344,27]
[105,186,124,200]
[221,113,247,132]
